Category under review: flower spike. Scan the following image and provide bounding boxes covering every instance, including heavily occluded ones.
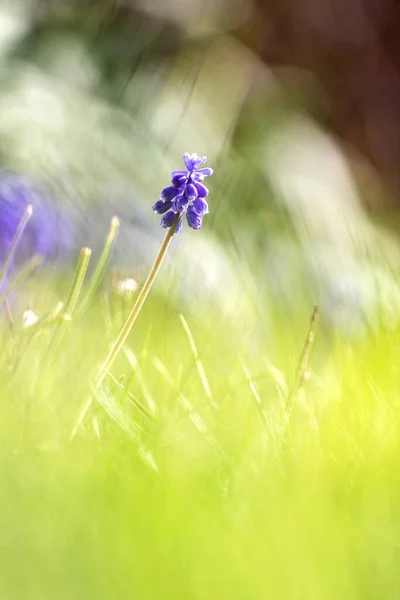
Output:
[152,153,213,232]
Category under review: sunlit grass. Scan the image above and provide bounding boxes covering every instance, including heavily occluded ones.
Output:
[0,262,399,599]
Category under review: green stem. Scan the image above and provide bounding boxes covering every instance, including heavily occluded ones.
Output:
[0,204,33,291]
[70,216,180,439]
[79,217,120,315]
[64,247,92,316]
[48,247,91,357]
[285,305,319,411]
[2,255,43,299]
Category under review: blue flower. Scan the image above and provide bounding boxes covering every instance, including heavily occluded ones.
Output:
[0,171,74,267]
[152,153,213,232]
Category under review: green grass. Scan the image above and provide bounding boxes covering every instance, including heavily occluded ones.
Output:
[0,267,400,600]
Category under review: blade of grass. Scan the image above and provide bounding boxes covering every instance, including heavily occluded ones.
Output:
[0,204,33,296]
[70,216,180,440]
[123,347,157,416]
[285,305,319,411]
[1,254,43,301]
[240,361,268,426]
[107,371,154,422]
[63,247,92,316]
[179,314,216,409]
[78,216,119,315]
[48,247,91,355]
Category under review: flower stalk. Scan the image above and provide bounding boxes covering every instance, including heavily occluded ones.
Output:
[70,214,181,439]
[71,152,213,439]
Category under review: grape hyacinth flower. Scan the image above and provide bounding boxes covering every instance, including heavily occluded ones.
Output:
[72,151,214,438]
[152,153,213,232]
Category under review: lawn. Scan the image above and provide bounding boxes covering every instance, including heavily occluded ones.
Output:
[0,246,399,600]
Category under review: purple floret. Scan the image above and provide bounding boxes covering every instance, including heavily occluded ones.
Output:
[152,153,213,232]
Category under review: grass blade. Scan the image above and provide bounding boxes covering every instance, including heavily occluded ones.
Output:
[78,216,119,315]
[0,204,33,296]
[48,247,91,355]
[286,305,319,411]
[179,314,215,406]
[64,247,92,316]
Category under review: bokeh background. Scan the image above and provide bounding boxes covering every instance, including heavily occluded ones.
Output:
[1,0,400,332]
[2,2,400,599]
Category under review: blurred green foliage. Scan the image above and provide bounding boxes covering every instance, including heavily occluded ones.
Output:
[1,276,400,599]
[0,3,399,599]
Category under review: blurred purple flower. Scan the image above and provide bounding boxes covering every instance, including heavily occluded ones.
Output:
[0,171,74,269]
[152,153,213,232]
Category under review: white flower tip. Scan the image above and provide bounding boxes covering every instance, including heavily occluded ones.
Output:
[110,216,120,231]
[116,277,138,296]
[22,309,38,328]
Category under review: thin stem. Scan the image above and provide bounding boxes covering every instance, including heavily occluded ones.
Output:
[64,247,92,316]
[79,216,120,315]
[2,255,43,299]
[4,297,14,331]
[0,204,33,295]
[70,216,180,439]
[179,314,216,409]
[48,247,91,357]
[285,305,319,411]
